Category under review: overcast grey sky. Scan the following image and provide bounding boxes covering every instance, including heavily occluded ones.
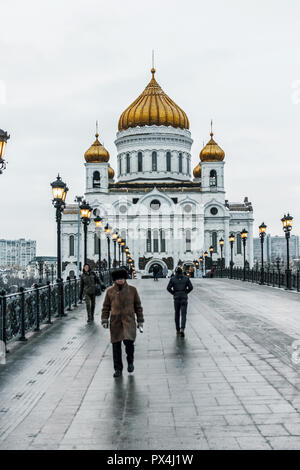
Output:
[1,0,300,255]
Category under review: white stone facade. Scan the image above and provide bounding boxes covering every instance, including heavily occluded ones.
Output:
[61,126,254,278]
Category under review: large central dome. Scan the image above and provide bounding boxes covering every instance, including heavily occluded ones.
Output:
[118,68,189,131]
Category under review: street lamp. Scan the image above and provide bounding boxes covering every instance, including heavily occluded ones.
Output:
[259,222,267,285]
[219,238,224,277]
[105,223,112,273]
[94,215,103,274]
[112,231,118,268]
[0,129,10,174]
[229,233,235,279]
[241,228,248,281]
[204,251,208,275]
[117,235,122,267]
[80,200,92,265]
[51,174,68,316]
[199,256,204,276]
[121,239,125,265]
[281,213,293,289]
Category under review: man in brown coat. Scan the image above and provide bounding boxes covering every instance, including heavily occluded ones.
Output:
[101,268,144,378]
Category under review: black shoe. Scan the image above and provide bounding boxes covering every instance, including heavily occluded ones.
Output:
[180,328,185,337]
[113,370,122,378]
[127,363,134,373]
[176,330,180,335]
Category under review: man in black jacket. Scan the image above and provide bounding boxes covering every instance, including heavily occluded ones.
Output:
[167,266,193,337]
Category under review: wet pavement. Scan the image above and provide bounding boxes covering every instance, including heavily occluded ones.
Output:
[1,278,300,450]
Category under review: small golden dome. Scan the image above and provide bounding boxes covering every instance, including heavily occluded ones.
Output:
[200,132,225,162]
[84,133,110,163]
[193,162,201,178]
[118,68,189,131]
[108,165,115,179]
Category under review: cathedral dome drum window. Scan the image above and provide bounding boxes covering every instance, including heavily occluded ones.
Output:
[166,152,171,171]
[152,151,157,171]
[138,152,143,172]
[179,153,183,173]
[150,199,161,210]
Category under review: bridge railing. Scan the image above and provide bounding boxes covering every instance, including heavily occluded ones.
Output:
[213,267,300,292]
[0,270,112,350]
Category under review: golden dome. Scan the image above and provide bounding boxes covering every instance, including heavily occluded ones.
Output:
[200,132,225,162]
[118,68,189,131]
[84,133,110,163]
[193,162,201,178]
[108,165,114,179]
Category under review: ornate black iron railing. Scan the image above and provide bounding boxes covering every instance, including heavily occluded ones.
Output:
[0,270,111,349]
[213,267,300,292]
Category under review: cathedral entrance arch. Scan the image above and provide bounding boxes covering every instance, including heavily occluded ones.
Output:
[145,259,168,278]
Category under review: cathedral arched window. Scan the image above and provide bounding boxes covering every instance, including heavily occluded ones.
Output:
[160,229,166,252]
[210,170,217,187]
[153,229,159,252]
[146,229,152,252]
[138,152,143,172]
[187,156,190,175]
[179,153,183,173]
[69,235,75,256]
[236,233,242,254]
[126,154,131,173]
[118,156,122,176]
[166,152,171,171]
[152,151,157,171]
[185,230,191,252]
[212,231,217,252]
[93,171,100,188]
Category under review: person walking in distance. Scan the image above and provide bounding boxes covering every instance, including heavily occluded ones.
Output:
[101,268,144,378]
[152,264,160,281]
[79,263,99,322]
[167,266,193,337]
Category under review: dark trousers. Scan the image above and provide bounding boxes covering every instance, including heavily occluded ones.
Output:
[85,293,95,320]
[174,297,188,330]
[112,340,134,371]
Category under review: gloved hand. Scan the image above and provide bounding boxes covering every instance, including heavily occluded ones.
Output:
[137,322,144,332]
[102,320,109,329]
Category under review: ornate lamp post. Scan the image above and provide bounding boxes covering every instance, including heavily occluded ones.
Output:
[199,256,204,277]
[105,223,112,273]
[51,174,68,316]
[281,213,293,289]
[117,235,122,267]
[94,215,103,274]
[80,200,92,265]
[219,238,224,277]
[241,228,248,281]
[229,233,235,279]
[121,239,125,265]
[204,251,208,275]
[0,129,10,174]
[259,222,267,285]
[112,231,118,268]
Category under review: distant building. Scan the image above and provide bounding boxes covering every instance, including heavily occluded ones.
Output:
[27,256,57,281]
[0,238,36,268]
[253,234,300,263]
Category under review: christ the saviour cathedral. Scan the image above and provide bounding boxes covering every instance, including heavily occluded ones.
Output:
[62,67,254,278]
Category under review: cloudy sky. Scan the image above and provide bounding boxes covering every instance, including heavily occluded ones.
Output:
[1,0,300,255]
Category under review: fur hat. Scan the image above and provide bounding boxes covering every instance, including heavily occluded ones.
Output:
[111,268,128,281]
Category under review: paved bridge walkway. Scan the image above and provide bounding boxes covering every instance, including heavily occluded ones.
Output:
[1,279,300,450]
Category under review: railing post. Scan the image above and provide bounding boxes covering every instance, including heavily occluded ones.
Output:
[46,281,52,324]
[297,270,300,292]
[34,284,40,332]
[272,269,275,288]
[74,276,78,308]
[67,276,72,311]
[19,287,27,341]
[0,290,9,353]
